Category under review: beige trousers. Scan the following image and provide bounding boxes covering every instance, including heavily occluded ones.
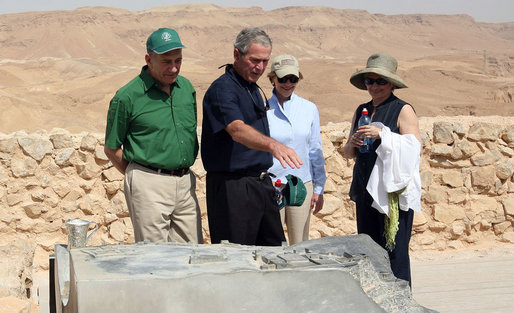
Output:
[124,162,203,243]
[280,181,314,245]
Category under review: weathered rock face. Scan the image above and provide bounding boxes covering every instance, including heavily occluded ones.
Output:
[0,241,34,298]
[0,117,513,307]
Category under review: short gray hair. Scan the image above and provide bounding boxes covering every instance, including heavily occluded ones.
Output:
[234,27,272,55]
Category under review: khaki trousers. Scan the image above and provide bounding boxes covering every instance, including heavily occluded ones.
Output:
[280,181,314,245]
[124,162,203,243]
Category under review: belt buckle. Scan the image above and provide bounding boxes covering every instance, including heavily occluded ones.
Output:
[259,172,268,180]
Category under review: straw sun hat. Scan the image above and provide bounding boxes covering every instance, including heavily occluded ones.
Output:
[350,53,408,90]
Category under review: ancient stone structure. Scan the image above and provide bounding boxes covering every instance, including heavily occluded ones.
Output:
[53,236,436,313]
[0,116,513,309]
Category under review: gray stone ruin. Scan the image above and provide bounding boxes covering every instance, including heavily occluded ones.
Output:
[53,234,437,313]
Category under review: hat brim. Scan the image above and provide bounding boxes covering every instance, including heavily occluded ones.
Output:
[152,44,186,54]
[275,67,300,79]
[350,68,408,90]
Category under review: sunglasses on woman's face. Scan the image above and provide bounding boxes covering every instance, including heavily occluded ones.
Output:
[277,75,299,84]
[364,77,389,86]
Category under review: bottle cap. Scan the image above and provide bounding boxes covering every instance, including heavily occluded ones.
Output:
[362,108,369,115]
[274,179,281,187]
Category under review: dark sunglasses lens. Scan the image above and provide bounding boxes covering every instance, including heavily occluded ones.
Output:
[364,78,389,85]
[377,78,388,85]
[278,76,299,83]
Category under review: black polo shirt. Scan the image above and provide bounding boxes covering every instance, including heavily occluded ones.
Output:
[201,64,272,172]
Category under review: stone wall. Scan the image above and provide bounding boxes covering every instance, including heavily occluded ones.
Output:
[0,116,513,279]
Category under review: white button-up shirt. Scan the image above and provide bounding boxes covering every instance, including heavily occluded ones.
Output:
[267,91,326,195]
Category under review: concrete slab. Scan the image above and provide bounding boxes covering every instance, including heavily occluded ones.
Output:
[52,235,431,313]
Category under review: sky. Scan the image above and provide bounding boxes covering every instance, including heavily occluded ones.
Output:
[1,0,513,23]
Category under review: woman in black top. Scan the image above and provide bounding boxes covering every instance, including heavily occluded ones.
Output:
[343,53,421,287]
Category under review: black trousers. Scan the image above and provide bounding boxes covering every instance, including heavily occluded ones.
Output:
[206,172,286,246]
[356,193,414,286]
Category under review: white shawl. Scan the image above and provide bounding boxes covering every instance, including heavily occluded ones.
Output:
[366,123,422,216]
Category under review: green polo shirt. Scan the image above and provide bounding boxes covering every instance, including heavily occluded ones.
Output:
[105,66,198,170]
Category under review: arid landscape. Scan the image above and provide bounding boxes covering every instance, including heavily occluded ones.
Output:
[0,4,513,134]
[0,5,513,313]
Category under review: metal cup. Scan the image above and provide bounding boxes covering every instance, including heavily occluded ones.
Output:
[65,219,98,249]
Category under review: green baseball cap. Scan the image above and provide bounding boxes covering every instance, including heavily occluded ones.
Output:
[281,174,307,207]
[146,28,185,54]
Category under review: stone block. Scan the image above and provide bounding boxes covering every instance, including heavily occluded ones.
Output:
[470,196,498,215]
[455,140,479,157]
[434,205,466,224]
[502,231,514,243]
[324,155,345,175]
[471,150,500,166]
[328,130,348,143]
[317,193,340,216]
[17,136,53,161]
[424,185,447,204]
[413,211,427,227]
[10,158,38,178]
[493,221,511,235]
[448,187,467,204]
[109,220,126,242]
[430,144,453,157]
[471,166,496,189]
[22,202,44,219]
[495,158,514,180]
[80,133,98,151]
[502,194,514,216]
[501,124,514,143]
[450,220,466,237]
[103,167,124,182]
[433,121,455,144]
[498,145,514,157]
[54,148,76,166]
[467,122,500,142]
[419,234,436,245]
[75,161,102,180]
[442,170,464,187]
[0,137,18,154]
[50,132,75,149]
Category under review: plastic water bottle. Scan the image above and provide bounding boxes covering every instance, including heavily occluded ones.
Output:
[274,179,285,208]
[358,108,372,153]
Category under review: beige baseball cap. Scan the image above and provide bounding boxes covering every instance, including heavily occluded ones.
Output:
[270,54,300,78]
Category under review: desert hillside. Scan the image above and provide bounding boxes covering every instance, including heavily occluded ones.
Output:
[0,4,513,134]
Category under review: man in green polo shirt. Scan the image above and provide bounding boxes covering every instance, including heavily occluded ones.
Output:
[104,28,203,244]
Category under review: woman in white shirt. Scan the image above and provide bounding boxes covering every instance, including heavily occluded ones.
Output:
[266,54,326,245]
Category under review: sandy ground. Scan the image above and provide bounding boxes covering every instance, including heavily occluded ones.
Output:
[411,243,514,313]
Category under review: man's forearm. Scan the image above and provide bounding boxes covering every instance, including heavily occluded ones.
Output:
[226,120,275,152]
[226,120,302,169]
[104,146,128,174]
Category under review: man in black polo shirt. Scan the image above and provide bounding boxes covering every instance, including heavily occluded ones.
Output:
[201,27,302,246]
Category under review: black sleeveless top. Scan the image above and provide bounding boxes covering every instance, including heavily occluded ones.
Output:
[349,94,409,203]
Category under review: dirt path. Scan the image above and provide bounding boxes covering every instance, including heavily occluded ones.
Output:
[411,243,514,313]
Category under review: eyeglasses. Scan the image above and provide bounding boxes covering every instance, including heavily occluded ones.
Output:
[364,77,389,86]
[277,75,299,84]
